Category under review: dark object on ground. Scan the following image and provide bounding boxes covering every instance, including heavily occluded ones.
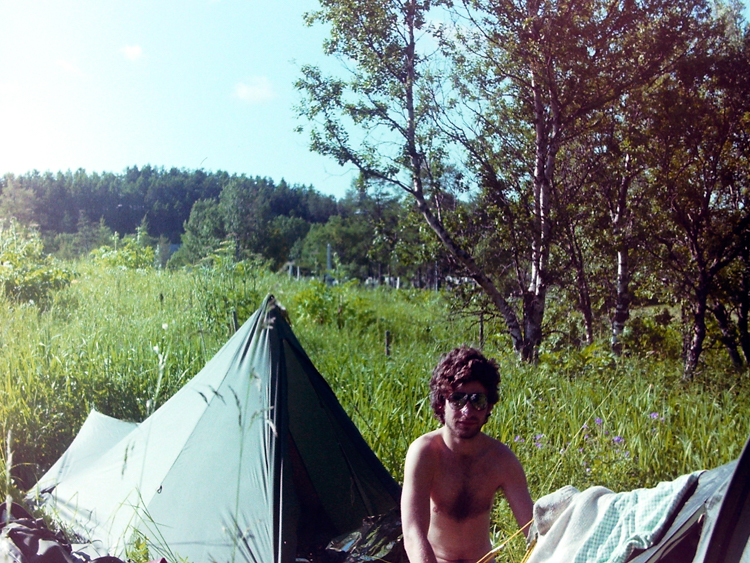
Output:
[0,502,126,563]
[327,508,407,563]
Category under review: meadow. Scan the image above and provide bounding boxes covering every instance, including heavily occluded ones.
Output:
[1,262,748,561]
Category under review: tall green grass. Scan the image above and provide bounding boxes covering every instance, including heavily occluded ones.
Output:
[1,263,747,562]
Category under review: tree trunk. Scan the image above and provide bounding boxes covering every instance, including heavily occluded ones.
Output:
[611,157,634,355]
[567,223,594,345]
[738,247,750,364]
[522,292,544,362]
[611,247,631,355]
[683,291,708,381]
[413,192,529,356]
[710,299,744,370]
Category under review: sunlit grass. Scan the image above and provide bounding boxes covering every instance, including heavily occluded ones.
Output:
[1,262,747,562]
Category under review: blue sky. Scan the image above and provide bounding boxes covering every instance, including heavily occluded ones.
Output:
[1,0,748,200]
[0,0,358,198]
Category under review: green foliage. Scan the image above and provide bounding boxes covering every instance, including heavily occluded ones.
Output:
[0,218,74,308]
[48,216,114,260]
[538,341,617,380]
[619,310,682,360]
[192,240,268,329]
[125,531,152,563]
[290,279,376,329]
[90,228,156,269]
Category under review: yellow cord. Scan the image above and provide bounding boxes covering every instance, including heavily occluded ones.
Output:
[519,538,537,563]
[473,519,533,563]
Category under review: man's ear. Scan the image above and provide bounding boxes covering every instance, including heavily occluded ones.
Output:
[436,402,445,422]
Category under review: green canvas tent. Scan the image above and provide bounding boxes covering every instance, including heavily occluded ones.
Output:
[28,295,401,563]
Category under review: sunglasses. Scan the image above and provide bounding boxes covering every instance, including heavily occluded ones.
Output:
[447,392,488,411]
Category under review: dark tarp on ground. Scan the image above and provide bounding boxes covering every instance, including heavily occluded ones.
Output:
[27,295,401,563]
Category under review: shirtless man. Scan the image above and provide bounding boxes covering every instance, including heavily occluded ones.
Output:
[401,346,533,563]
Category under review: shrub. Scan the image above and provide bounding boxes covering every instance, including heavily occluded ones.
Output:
[0,218,73,308]
[90,229,155,270]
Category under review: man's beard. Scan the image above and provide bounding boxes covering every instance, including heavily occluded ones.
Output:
[447,416,486,440]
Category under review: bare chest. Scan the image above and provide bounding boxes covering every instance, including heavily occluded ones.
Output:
[430,450,500,523]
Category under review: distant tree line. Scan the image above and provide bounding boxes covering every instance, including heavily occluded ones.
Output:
[0,166,447,283]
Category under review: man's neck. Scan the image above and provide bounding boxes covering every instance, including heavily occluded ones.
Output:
[440,426,486,455]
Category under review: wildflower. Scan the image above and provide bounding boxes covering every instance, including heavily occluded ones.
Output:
[162,323,169,330]
[535,442,544,449]
[613,436,624,444]
[535,434,545,440]
[595,417,603,425]
[650,412,659,419]
[514,436,525,443]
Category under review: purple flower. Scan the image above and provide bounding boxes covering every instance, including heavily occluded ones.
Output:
[650,412,659,419]
[613,436,624,444]
[535,442,544,449]
[582,423,589,429]
[535,434,545,440]
[514,435,525,443]
[595,417,603,425]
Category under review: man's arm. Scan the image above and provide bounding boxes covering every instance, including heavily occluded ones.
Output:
[401,437,439,563]
[498,447,534,536]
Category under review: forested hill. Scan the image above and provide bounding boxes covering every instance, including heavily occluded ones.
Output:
[0,166,338,244]
[0,166,430,281]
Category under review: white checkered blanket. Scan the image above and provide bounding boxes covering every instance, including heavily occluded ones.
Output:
[525,471,702,563]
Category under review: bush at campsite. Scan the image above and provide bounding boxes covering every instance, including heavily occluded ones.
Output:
[0,218,73,308]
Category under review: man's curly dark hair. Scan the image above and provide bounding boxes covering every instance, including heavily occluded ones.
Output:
[429,346,500,424]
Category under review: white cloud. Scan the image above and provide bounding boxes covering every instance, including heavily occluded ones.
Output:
[57,59,84,76]
[120,45,143,62]
[234,76,274,104]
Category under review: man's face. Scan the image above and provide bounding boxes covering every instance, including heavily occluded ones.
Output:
[443,380,491,440]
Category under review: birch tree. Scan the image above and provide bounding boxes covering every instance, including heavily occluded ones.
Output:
[297,0,712,360]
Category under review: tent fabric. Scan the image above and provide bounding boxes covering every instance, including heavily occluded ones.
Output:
[28,295,400,563]
[34,410,139,495]
[628,460,737,563]
[692,432,750,563]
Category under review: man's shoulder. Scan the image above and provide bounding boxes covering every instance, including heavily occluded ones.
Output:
[478,433,519,461]
[405,429,444,459]
[408,429,443,449]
